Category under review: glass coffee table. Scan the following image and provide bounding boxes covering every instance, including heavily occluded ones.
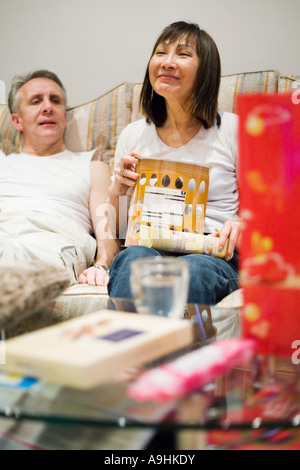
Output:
[0,297,299,450]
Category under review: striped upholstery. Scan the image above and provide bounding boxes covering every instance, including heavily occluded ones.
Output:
[0,104,23,154]
[131,83,144,122]
[278,75,300,92]
[218,70,279,113]
[65,82,132,172]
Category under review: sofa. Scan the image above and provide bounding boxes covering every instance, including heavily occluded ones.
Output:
[0,69,299,335]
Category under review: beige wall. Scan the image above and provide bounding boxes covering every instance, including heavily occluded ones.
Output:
[0,0,299,106]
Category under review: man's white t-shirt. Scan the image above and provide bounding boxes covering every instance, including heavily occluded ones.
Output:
[114,111,239,234]
[0,149,94,234]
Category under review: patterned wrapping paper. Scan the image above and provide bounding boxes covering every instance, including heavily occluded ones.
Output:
[138,227,229,258]
[238,93,300,356]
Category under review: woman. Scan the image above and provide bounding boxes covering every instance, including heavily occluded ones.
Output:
[108,21,241,305]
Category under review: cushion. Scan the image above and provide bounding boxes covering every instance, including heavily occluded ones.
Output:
[278,74,300,92]
[0,262,71,331]
[64,82,133,172]
[131,83,144,122]
[218,70,280,113]
[54,283,109,322]
[0,104,23,154]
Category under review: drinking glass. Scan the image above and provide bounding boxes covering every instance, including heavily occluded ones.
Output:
[130,257,189,319]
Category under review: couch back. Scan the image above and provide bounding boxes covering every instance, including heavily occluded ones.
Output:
[1,70,299,173]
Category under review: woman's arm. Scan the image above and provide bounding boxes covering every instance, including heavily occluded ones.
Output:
[108,151,142,236]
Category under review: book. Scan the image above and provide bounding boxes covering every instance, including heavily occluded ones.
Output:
[0,310,193,390]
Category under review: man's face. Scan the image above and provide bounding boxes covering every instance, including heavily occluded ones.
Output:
[12,77,67,155]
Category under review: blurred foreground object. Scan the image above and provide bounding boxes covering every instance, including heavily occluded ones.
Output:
[238,93,300,356]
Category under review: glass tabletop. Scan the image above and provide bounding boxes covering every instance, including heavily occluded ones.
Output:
[0,297,300,450]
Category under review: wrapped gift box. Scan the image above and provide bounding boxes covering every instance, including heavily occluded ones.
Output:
[238,93,300,356]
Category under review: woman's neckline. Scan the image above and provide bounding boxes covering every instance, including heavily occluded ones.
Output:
[154,123,204,151]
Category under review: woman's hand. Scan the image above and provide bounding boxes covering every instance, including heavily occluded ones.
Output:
[110,152,141,197]
[78,266,109,286]
[210,219,242,261]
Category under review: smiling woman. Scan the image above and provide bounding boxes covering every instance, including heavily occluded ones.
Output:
[140,21,221,130]
[107,21,241,306]
[149,40,200,116]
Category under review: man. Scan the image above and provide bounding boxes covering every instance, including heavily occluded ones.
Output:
[0,70,120,286]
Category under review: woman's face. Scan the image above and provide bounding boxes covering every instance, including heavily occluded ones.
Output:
[149,36,200,106]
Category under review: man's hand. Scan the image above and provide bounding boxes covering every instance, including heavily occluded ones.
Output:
[78,266,109,286]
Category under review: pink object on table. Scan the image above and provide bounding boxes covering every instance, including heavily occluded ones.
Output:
[127,338,257,403]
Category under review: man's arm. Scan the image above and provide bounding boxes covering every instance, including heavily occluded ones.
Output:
[79,160,121,286]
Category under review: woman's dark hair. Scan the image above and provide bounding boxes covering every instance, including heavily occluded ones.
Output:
[140,21,221,129]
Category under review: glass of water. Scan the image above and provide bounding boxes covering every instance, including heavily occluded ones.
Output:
[130,257,189,319]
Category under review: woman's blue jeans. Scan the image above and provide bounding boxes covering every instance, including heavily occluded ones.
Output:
[108,245,239,305]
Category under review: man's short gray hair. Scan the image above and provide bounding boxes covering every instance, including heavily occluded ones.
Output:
[8,69,67,114]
